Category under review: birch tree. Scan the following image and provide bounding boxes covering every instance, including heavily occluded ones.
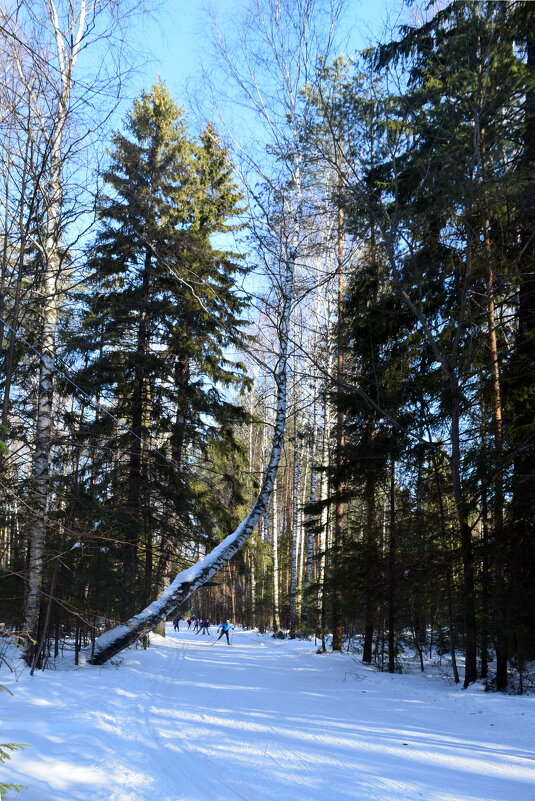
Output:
[0,0,141,665]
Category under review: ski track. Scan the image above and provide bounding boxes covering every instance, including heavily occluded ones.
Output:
[119,630,535,801]
[139,635,252,801]
[2,627,535,801]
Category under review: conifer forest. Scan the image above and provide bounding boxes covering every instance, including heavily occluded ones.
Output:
[1,0,535,692]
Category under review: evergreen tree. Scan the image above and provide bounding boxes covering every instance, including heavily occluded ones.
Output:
[349,0,535,687]
[70,84,249,617]
[504,1,535,667]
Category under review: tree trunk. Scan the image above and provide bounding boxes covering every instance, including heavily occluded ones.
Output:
[387,460,397,673]
[482,220,508,689]
[250,538,257,629]
[289,413,301,638]
[24,158,61,659]
[123,249,151,609]
[271,476,280,632]
[318,377,331,649]
[449,372,478,687]
[362,463,378,664]
[332,207,345,651]
[509,31,535,665]
[429,445,460,685]
[303,385,319,621]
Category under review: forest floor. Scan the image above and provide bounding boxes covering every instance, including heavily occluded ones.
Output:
[1,625,535,801]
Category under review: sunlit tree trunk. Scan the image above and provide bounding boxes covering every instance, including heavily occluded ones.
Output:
[303,377,319,622]
[271,476,281,631]
[289,405,301,638]
[24,0,87,661]
[332,207,345,651]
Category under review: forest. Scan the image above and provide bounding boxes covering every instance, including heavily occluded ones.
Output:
[1,0,534,694]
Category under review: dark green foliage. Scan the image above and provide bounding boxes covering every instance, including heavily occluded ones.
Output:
[312,1,535,686]
[62,83,250,618]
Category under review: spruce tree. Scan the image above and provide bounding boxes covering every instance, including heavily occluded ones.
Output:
[356,0,535,687]
[504,1,535,668]
[71,84,249,617]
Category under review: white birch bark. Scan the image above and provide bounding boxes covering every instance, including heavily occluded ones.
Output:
[23,0,87,650]
[303,371,319,610]
[250,537,257,628]
[271,475,281,631]
[289,409,301,637]
[317,302,334,626]
[297,429,309,615]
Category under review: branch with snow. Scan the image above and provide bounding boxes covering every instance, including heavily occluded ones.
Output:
[88,265,294,666]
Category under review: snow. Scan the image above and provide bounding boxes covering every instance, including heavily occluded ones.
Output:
[2,626,534,801]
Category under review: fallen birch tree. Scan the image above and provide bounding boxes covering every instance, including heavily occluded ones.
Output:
[88,268,294,665]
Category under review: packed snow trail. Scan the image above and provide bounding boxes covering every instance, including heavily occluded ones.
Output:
[2,627,535,801]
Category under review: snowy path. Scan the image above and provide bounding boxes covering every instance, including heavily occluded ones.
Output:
[2,627,535,801]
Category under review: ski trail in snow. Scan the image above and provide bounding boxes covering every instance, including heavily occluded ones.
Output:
[2,626,535,801]
[141,630,408,801]
[132,636,196,801]
[139,633,253,801]
[139,629,535,801]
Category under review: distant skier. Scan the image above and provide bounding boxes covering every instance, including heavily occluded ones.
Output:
[187,617,193,630]
[172,616,180,632]
[215,620,234,645]
[193,618,200,632]
[197,619,211,635]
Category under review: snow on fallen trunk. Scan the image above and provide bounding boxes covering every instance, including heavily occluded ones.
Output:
[88,273,293,666]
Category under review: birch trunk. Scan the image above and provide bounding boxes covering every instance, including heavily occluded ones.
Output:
[250,537,257,629]
[24,1,87,658]
[289,409,301,638]
[298,438,309,593]
[271,476,280,631]
[332,207,345,651]
[303,384,318,621]
[317,311,333,644]
[88,260,295,664]
[24,269,58,650]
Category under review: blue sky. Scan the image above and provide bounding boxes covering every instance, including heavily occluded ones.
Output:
[128,0,398,107]
[119,0,402,297]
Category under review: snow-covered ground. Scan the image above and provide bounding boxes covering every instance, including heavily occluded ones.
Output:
[1,625,534,801]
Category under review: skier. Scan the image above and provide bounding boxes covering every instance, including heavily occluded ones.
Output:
[197,619,211,635]
[215,620,234,645]
[172,615,180,632]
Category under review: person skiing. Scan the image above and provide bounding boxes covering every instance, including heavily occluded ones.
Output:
[172,615,180,631]
[196,619,211,635]
[215,620,234,645]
